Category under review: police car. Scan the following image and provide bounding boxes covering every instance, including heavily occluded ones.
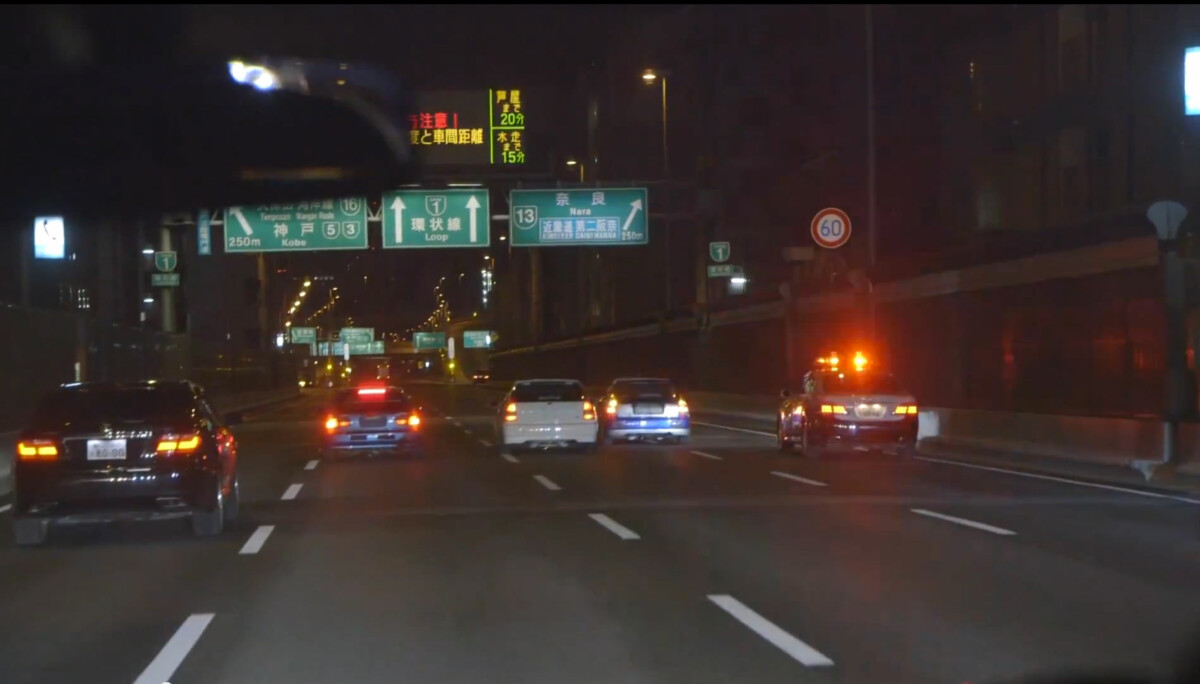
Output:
[777,352,918,458]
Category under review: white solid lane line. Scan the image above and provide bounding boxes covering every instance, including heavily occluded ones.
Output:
[0,503,10,514]
[131,613,215,684]
[692,420,774,438]
[238,525,276,555]
[707,595,834,667]
[915,455,1200,505]
[771,471,828,487]
[479,439,493,447]
[281,483,303,501]
[690,450,723,461]
[533,475,561,491]
[501,453,519,463]
[588,513,640,540]
[304,459,319,470]
[910,508,1017,536]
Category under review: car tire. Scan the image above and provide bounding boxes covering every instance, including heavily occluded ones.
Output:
[191,480,225,537]
[223,477,240,529]
[12,517,49,547]
[777,419,794,452]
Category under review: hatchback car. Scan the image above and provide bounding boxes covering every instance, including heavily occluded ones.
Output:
[11,380,242,546]
[322,384,423,459]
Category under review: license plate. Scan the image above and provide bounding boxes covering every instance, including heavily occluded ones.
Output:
[633,403,664,415]
[86,439,127,461]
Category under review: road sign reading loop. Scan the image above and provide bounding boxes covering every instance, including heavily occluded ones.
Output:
[810,208,852,249]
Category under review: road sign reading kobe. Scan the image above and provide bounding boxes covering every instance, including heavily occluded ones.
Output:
[810,207,851,249]
[224,198,369,252]
[509,188,648,247]
[383,189,490,249]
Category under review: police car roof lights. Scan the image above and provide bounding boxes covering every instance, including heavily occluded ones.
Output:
[815,351,870,372]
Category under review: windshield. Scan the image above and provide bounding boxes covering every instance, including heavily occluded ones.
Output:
[28,387,195,429]
[611,379,675,401]
[511,382,584,402]
[821,371,904,395]
[8,6,1193,684]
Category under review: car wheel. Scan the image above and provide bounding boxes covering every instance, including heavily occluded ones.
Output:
[223,477,240,528]
[12,517,49,547]
[777,419,794,452]
[191,479,225,537]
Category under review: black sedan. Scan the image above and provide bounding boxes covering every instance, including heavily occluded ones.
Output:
[11,380,242,546]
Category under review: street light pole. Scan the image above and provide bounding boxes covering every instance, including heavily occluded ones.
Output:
[865,3,878,344]
[644,68,672,315]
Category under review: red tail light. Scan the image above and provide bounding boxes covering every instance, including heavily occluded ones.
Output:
[583,401,596,421]
[677,398,689,414]
[17,439,59,461]
[407,413,421,428]
[324,415,350,432]
[505,402,518,422]
[156,434,201,453]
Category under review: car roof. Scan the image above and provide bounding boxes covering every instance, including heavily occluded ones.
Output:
[512,379,581,385]
[609,377,672,384]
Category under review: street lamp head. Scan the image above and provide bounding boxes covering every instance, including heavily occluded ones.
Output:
[565,158,578,166]
[642,69,658,83]
[303,280,312,287]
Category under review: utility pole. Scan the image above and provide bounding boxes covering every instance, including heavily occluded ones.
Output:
[865,3,878,343]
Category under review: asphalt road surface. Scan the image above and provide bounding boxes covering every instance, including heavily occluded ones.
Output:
[2,382,1200,684]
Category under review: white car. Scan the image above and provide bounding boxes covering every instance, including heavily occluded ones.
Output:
[495,379,599,453]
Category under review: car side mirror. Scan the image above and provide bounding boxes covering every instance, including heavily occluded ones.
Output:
[225,411,245,426]
[780,389,790,399]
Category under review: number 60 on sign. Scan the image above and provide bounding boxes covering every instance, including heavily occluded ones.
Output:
[810,207,851,249]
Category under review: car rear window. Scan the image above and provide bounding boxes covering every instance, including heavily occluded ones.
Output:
[612,380,675,401]
[822,371,903,395]
[334,388,412,413]
[512,382,584,402]
[29,387,195,429]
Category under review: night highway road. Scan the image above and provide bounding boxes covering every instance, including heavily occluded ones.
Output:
[3,383,1200,684]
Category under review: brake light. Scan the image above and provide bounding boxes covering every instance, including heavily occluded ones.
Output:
[156,434,201,453]
[894,405,918,415]
[357,386,387,398]
[324,416,339,431]
[505,402,518,422]
[605,398,617,415]
[792,405,804,416]
[820,404,848,415]
[677,398,689,414]
[408,413,421,428]
[17,439,58,461]
[583,401,596,421]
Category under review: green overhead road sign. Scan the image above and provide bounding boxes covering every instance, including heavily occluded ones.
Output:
[223,198,369,253]
[413,332,447,350]
[317,340,385,356]
[151,273,180,287]
[154,251,177,272]
[509,188,648,247]
[463,330,494,348]
[339,327,374,345]
[383,189,490,248]
[290,327,317,344]
[707,264,744,278]
[709,241,730,263]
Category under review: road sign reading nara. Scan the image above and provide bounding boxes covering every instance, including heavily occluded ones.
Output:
[223,198,369,252]
[382,189,489,249]
[509,188,648,247]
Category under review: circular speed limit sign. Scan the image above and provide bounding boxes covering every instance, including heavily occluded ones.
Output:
[810,207,852,249]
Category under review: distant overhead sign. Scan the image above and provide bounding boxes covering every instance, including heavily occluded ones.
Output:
[413,332,447,350]
[509,188,648,247]
[463,330,494,349]
[290,327,317,344]
[223,198,368,252]
[382,189,489,248]
[709,241,730,263]
[339,327,375,345]
[408,89,527,166]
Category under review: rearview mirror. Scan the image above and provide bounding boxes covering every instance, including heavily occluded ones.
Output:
[225,411,245,426]
[780,389,790,399]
